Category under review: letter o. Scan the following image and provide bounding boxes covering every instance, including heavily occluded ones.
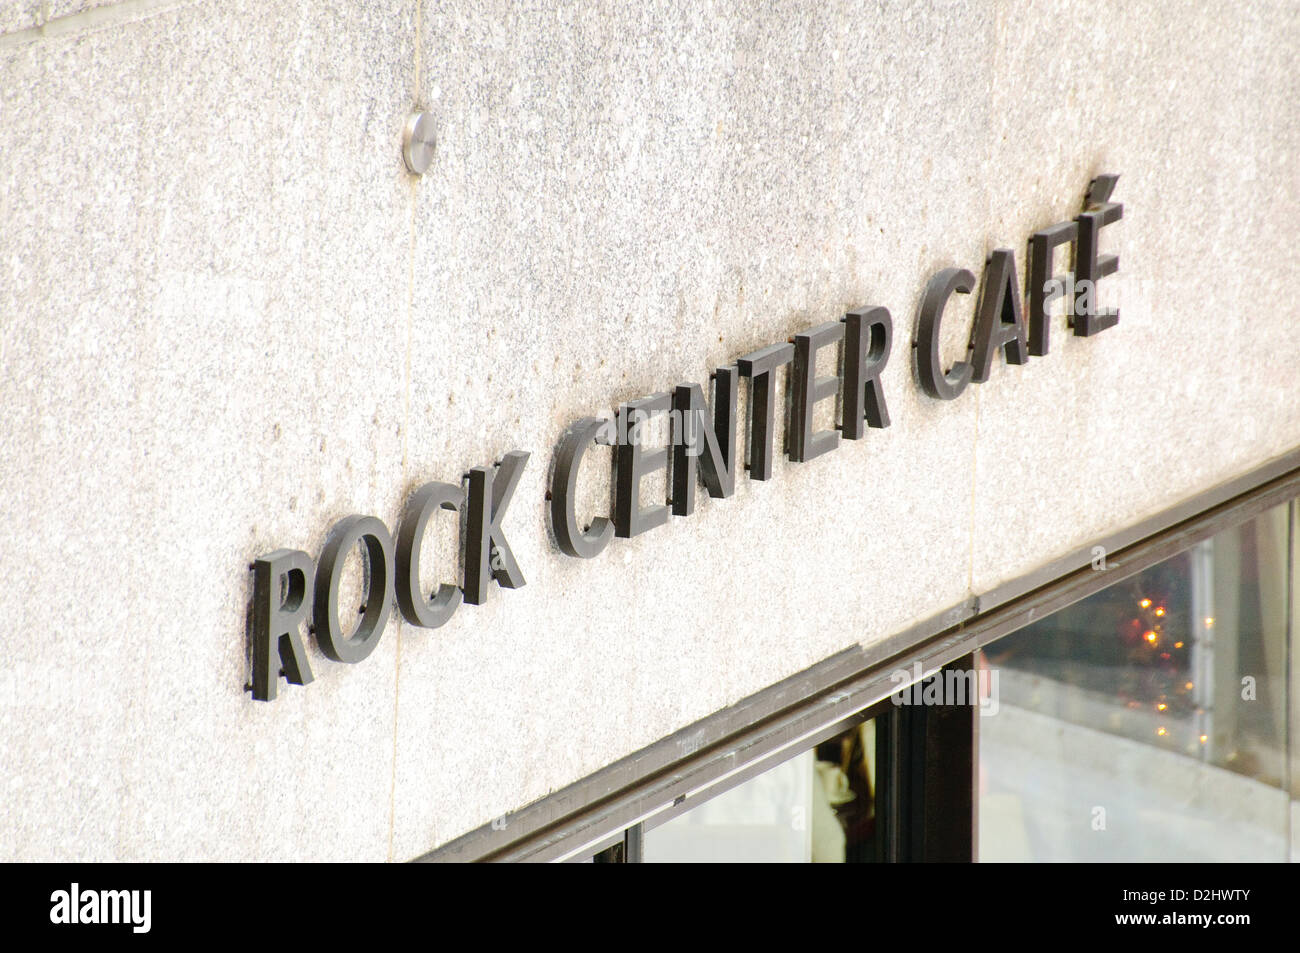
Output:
[314,515,395,663]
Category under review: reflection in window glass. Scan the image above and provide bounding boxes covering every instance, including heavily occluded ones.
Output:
[644,721,877,863]
[980,502,1292,861]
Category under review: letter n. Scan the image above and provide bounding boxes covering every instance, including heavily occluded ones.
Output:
[671,370,738,517]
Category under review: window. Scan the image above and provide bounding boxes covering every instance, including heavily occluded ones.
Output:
[423,459,1300,864]
[641,720,879,863]
[980,500,1294,861]
[587,715,882,863]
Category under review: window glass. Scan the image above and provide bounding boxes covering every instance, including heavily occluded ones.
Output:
[643,720,878,863]
[980,502,1292,861]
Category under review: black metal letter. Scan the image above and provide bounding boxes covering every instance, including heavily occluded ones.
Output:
[841,306,892,438]
[737,343,795,481]
[314,516,395,664]
[1027,220,1078,356]
[790,321,844,463]
[1074,173,1122,337]
[251,549,315,701]
[916,267,976,401]
[395,481,464,629]
[551,417,615,558]
[671,369,738,517]
[970,248,1029,383]
[614,394,671,538]
[464,450,529,605]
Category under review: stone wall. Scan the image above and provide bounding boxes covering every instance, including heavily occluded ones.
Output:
[1,0,1296,859]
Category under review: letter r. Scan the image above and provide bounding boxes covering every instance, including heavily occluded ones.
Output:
[251,549,315,701]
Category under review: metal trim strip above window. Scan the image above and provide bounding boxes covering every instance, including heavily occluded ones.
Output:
[416,446,1300,863]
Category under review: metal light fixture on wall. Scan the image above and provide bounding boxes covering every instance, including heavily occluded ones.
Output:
[402,111,436,175]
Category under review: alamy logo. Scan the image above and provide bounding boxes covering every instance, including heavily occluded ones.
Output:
[49,883,151,934]
[889,662,1000,716]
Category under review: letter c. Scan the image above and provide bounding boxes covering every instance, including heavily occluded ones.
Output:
[916,267,976,401]
[395,481,464,629]
[551,417,614,559]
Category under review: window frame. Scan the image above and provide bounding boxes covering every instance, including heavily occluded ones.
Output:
[417,448,1300,863]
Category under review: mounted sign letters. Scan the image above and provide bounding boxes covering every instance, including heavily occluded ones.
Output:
[248,174,1123,701]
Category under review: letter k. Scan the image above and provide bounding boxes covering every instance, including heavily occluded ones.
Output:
[464,450,528,605]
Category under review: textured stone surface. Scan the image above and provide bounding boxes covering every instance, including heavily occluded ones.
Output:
[968,0,1300,592]
[0,0,417,860]
[0,0,199,38]
[1,0,1297,861]
[0,1,42,34]
[44,0,137,21]
[388,0,991,858]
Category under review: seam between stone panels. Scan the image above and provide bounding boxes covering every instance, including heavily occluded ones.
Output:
[0,0,199,47]
[966,358,981,602]
[388,194,415,864]
[387,0,423,866]
[412,0,422,107]
[971,8,999,613]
